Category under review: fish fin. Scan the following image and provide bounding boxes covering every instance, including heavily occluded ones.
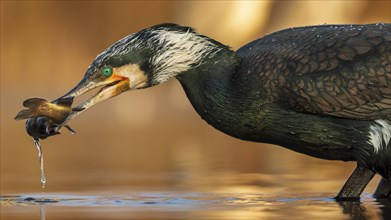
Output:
[14,109,36,120]
[23,98,47,108]
[54,97,74,107]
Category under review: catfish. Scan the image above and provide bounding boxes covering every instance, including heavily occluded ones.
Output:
[15,97,77,139]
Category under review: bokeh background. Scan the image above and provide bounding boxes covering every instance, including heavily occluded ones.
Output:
[1,1,390,196]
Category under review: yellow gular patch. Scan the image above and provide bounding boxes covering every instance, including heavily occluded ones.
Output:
[113,64,148,89]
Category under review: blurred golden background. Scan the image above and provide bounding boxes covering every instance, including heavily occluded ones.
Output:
[1,1,390,194]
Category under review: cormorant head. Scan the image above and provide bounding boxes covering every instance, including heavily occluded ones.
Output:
[55,23,226,116]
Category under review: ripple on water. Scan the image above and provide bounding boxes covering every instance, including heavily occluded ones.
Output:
[1,193,390,220]
[1,193,224,208]
[0,192,383,207]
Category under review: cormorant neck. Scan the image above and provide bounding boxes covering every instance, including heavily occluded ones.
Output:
[176,48,240,134]
[176,47,238,82]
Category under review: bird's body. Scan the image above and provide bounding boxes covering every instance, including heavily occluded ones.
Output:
[27,23,391,199]
[179,24,391,181]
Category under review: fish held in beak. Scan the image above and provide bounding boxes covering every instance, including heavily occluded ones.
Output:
[15,97,78,140]
[15,97,74,123]
[50,63,152,128]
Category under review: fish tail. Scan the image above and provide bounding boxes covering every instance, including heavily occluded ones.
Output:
[23,98,47,108]
[14,109,36,120]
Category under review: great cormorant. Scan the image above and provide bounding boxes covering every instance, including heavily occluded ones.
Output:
[30,23,391,199]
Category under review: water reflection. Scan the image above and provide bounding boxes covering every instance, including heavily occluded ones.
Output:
[339,200,373,219]
[1,193,390,220]
[338,198,391,220]
[40,205,46,220]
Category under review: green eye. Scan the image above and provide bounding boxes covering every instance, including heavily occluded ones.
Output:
[101,66,113,77]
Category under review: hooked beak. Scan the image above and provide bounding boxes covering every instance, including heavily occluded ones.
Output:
[53,64,148,125]
[58,75,129,108]
[53,73,130,124]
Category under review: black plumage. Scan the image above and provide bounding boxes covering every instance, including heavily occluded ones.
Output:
[174,24,391,199]
[177,24,390,199]
[236,24,390,120]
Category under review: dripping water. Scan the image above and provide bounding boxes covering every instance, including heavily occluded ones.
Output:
[33,138,46,189]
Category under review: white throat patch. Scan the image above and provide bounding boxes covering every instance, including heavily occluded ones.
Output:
[367,119,391,153]
[148,29,223,84]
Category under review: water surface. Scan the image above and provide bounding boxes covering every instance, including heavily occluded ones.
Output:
[2,190,390,220]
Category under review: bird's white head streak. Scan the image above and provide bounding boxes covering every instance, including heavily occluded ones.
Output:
[147,29,223,84]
